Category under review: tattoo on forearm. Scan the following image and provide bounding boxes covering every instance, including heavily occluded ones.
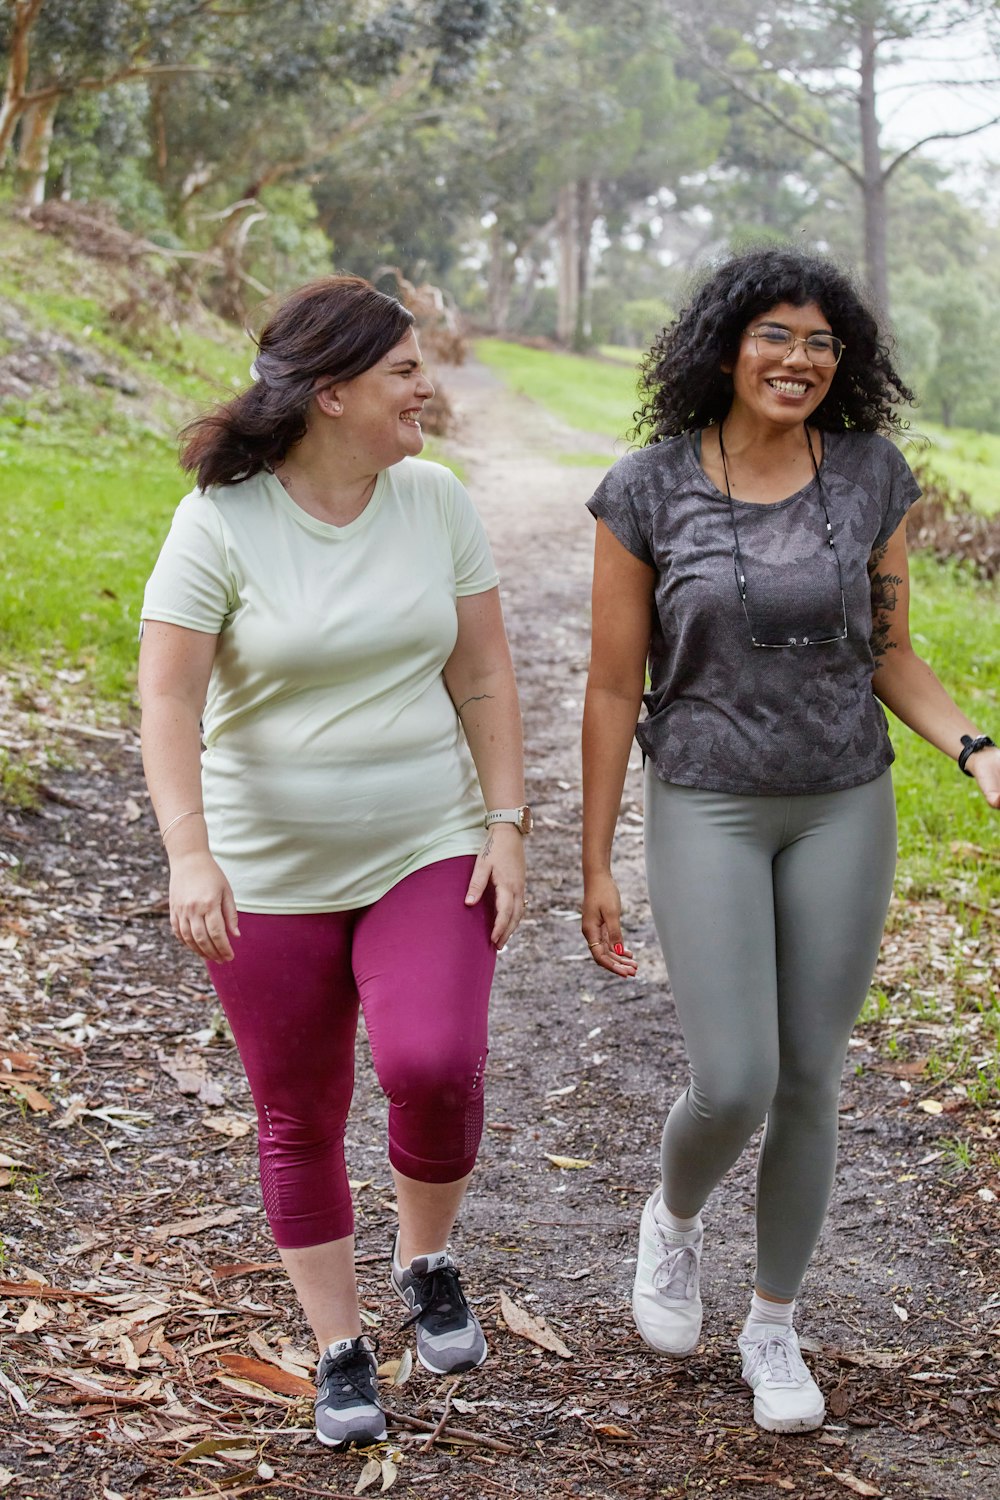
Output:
[869,569,903,665]
[457,693,494,716]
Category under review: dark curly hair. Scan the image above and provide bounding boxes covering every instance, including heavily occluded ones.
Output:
[632,247,915,445]
[180,276,414,488]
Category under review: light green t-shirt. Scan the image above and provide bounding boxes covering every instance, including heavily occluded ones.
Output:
[141,458,499,913]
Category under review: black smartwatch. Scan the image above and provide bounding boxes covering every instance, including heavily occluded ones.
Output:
[958,734,996,776]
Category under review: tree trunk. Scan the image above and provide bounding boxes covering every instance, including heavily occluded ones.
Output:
[487,221,516,333]
[572,177,596,352]
[858,17,889,315]
[14,93,57,205]
[0,0,46,166]
[556,182,579,346]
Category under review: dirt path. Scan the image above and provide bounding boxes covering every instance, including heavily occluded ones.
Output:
[0,360,996,1500]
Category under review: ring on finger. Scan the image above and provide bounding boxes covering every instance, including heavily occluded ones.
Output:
[587,941,602,950]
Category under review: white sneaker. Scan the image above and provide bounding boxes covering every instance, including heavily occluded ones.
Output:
[738,1324,826,1433]
[631,1189,703,1357]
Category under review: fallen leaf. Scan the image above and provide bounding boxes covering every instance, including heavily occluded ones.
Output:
[149,1207,243,1242]
[219,1354,313,1398]
[917,1099,943,1115]
[209,1260,282,1281]
[175,1435,261,1464]
[499,1290,573,1358]
[15,1300,53,1333]
[355,1458,381,1495]
[257,1462,275,1481]
[543,1154,592,1170]
[380,1457,399,1491]
[0,1078,52,1112]
[828,1471,882,1497]
[977,1187,996,1202]
[201,1112,253,1138]
[161,1051,225,1108]
[591,1422,636,1440]
[215,1374,293,1406]
[377,1347,413,1387]
[0,1467,13,1490]
[892,1303,909,1322]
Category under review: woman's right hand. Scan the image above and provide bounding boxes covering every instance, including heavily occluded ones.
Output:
[168,851,240,963]
[581,873,638,978]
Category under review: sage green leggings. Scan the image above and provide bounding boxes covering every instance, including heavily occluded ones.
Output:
[644,767,897,1299]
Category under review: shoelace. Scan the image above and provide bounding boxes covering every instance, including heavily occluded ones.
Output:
[743,1331,806,1386]
[652,1240,699,1300]
[401,1265,469,1329]
[318,1340,378,1405]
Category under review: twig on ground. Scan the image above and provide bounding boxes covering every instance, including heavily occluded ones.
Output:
[383,1406,519,1455]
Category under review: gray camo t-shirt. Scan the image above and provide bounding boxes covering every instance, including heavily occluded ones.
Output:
[587,429,921,795]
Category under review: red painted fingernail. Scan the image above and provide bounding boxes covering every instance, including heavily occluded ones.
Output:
[614,943,624,956]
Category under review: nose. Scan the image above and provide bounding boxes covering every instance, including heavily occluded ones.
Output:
[417,370,435,399]
[782,338,812,367]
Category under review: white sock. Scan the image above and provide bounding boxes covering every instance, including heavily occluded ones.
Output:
[744,1292,794,1335]
[655,1198,702,1236]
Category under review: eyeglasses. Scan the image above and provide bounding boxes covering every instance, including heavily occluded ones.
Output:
[719,424,849,650]
[745,324,845,367]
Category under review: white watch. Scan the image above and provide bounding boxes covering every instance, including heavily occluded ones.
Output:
[484,805,533,835]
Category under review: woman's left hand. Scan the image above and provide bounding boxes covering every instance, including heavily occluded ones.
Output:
[465,823,526,949]
[970,746,1000,809]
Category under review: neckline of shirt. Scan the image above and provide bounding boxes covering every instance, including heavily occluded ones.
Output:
[685,430,832,511]
[262,465,390,537]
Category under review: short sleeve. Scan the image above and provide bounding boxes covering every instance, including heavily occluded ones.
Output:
[586,460,654,566]
[874,441,922,549]
[445,473,500,596]
[141,491,236,634]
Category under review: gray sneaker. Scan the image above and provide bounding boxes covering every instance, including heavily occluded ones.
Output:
[390,1236,487,1374]
[314,1336,386,1449]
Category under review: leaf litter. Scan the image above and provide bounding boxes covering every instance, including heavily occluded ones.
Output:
[1,374,999,1497]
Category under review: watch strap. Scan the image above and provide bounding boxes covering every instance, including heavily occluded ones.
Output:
[959,734,996,775]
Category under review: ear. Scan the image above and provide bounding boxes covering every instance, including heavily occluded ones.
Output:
[315,385,343,417]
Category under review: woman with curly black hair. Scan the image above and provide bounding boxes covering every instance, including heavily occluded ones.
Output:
[580,246,1000,1433]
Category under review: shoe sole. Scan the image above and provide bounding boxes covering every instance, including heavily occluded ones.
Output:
[315,1425,387,1449]
[415,1344,488,1376]
[631,1289,701,1358]
[751,1395,825,1433]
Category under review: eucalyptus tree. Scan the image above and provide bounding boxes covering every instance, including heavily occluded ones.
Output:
[666,0,1000,313]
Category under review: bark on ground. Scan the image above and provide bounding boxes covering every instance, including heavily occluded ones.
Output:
[0,359,996,1500]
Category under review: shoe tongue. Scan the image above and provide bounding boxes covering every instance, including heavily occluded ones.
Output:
[411,1249,451,1276]
[326,1336,357,1359]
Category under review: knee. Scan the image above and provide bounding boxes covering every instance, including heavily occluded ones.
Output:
[378,1042,486,1112]
[688,1067,776,1138]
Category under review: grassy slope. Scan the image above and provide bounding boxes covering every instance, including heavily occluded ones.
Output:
[0,215,456,706]
[0,214,250,703]
[477,338,1000,913]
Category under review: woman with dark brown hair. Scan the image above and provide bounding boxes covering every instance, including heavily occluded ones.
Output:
[139,275,529,1449]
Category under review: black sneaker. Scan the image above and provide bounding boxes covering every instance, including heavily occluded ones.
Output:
[390,1235,487,1374]
[314,1336,386,1449]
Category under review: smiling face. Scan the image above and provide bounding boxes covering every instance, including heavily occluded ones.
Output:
[331,330,435,466]
[725,301,838,433]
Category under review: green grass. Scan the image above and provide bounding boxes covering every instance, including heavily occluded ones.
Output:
[909,421,1000,515]
[475,338,639,442]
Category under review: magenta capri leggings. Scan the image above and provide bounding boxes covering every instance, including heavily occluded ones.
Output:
[206,857,496,1250]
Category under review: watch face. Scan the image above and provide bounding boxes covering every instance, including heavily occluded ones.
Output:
[518,806,533,834]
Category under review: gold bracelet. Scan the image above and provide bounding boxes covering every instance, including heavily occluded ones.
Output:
[159,809,204,845]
